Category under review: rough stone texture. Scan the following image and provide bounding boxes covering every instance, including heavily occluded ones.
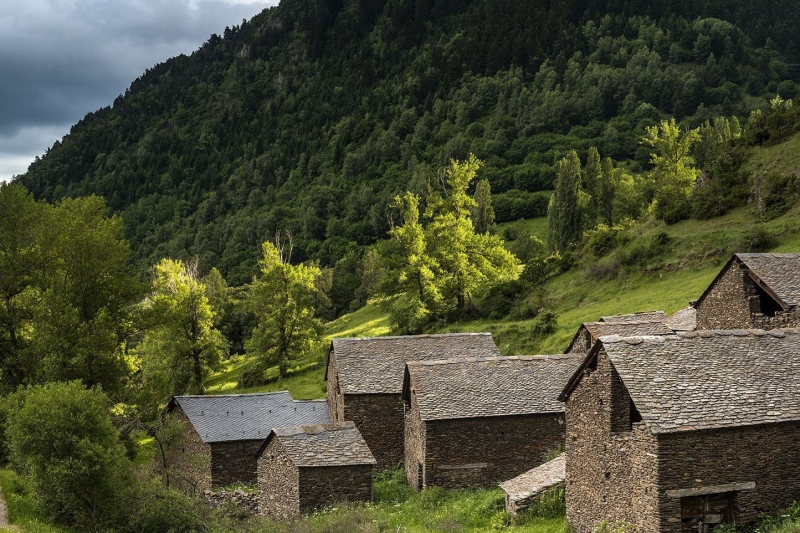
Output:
[695,254,800,330]
[169,405,212,491]
[257,423,374,520]
[564,351,660,533]
[340,393,404,469]
[258,437,300,520]
[500,454,565,514]
[664,307,696,332]
[599,311,667,322]
[210,439,263,487]
[566,320,674,354]
[204,489,259,514]
[409,411,565,491]
[326,351,345,423]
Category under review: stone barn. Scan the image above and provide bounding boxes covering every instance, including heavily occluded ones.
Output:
[695,252,800,329]
[565,318,674,354]
[168,392,330,488]
[559,328,800,533]
[325,332,501,469]
[256,422,376,520]
[402,354,581,490]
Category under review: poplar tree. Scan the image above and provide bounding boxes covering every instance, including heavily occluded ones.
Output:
[584,146,602,226]
[547,151,583,252]
[471,178,495,235]
[599,156,616,226]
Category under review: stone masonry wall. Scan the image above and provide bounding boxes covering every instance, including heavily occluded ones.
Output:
[656,421,800,532]
[326,354,345,423]
[170,406,212,492]
[257,438,300,520]
[404,391,426,490]
[565,351,660,533]
[344,393,405,470]
[298,465,374,513]
[696,260,757,330]
[210,439,263,487]
[421,413,565,491]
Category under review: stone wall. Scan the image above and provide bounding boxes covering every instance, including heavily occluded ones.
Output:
[404,391,426,489]
[417,413,564,491]
[210,439,263,487]
[257,438,301,520]
[568,328,593,354]
[170,406,212,492]
[695,260,757,330]
[565,350,660,533]
[204,489,259,514]
[326,353,345,423]
[343,393,405,470]
[298,465,374,513]
[656,421,800,532]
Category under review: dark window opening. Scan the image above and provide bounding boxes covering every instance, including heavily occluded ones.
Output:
[754,283,782,317]
[630,399,642,425]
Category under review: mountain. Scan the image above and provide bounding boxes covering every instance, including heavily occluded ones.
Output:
[17,0,800,289]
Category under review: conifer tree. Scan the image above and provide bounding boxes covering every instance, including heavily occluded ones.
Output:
[547,151,583,252]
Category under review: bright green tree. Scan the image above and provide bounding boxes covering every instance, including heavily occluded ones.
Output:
[641,117,702,222]
[424,155,519,312]
[584,146,602,226]
[547,150,583,252]
[599,156,616,226]
[6,381,130,530]
[245,240,323,377]
[139,258,227,396]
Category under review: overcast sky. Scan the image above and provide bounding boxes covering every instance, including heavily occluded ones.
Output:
[0,0,279,181]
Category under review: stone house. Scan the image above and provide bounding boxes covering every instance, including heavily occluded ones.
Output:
[565,318,674,354]
[559,328,800,533]
[695,252,800,329]
[168,392,330,488]
[598,311,667,322]
[256,422,376,520]
[402,354,581,490]
[325,332,501,469]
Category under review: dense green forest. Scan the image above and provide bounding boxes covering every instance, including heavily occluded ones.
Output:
[17,0,800,305]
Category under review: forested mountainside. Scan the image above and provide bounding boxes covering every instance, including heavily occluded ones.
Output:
[18,0,800,286]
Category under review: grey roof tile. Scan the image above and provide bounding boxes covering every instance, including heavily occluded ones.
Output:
[405,354,582,421]
[566,319,675,353]
[598,329,800,433]
[599,311,667,322]
[171,392,330,443]
[736,253,800,307]
[499,454,565,502]
[267,421,376,467]
[331,333,501,394]
[664,306,697,332]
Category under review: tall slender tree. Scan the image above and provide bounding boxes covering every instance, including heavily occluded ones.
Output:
[547,151,583,252]
[471,178,496,235]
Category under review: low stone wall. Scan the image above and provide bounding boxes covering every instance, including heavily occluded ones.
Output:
[204,489,260,514]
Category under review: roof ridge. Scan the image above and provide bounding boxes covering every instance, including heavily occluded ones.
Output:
[406,354,576,367]
[600,328,800,344]
[174,390,293,400]
[273,421,356,436]
[332,332,492,342]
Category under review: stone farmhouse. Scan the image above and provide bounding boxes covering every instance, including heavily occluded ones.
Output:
[256,422,375,520]
[325,332,501,469]
[402,354,581,490]
[168,392,330,488]
[565,318,674,354]
[559,329,800,533]
[695,252,800,330]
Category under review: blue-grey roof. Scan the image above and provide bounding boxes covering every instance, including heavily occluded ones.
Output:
[171,392,330,443]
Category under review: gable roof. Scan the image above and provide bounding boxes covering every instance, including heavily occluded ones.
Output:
[169,392,330,443]
[403,354,582,421]
[561,329,800,434]
[599,311,667,322]
[328,333,501,394]
[260,421,376,467]
[564,319,674,353]
[664,306,696,332]
[695,253,800,310]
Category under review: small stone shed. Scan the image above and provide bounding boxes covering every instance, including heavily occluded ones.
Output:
[500,454,566,515]
[168,392,330,488]
[695,252,800,329]
[256,422,376,520]
[565,318,674,354]
[325,332,501,469]
[402,354,581,491]
[559,328,800,533]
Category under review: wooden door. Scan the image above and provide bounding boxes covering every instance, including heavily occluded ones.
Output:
[680,492,737,532]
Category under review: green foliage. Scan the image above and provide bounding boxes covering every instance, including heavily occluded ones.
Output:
[244,241,324,379]
[548,151,583,252]
[6,382,130,531]
[139,258,228,400]
[641,118,702,223]
[493,190,551,223]
[472,179,496,234]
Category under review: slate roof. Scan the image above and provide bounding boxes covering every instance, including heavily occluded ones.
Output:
[403,354,582,421]
[260,422,376,467]
[565,320,674,353]
[664,306,696,332]
[696,253,800,310]
[169,392,330,443]
[599,310,667,322]
[328,333,501,394]
[561,329,800,434]
[499,454,565,506]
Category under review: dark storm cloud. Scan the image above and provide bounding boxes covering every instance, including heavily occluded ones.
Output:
[0,0,278,180]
